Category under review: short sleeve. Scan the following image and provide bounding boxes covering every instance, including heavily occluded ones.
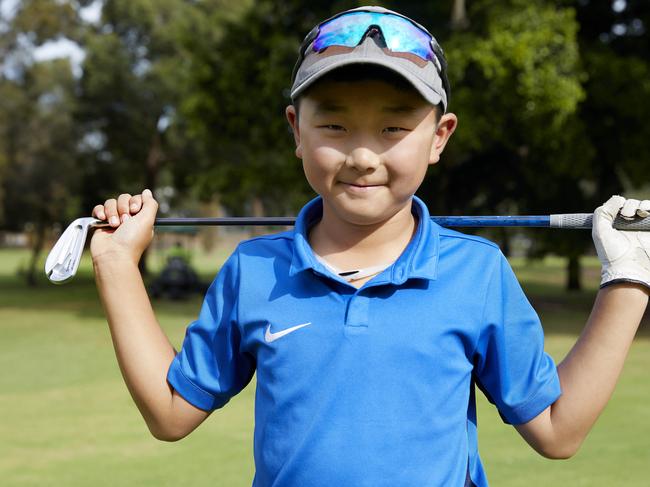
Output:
[167,250,255,411]
[473,252,562,424]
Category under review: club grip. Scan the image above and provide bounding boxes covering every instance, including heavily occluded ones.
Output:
[551,213,650,230]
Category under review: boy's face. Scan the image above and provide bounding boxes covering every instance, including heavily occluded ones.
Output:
[286,78,456,227]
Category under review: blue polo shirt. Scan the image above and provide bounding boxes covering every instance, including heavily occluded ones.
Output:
[167,196,561,487]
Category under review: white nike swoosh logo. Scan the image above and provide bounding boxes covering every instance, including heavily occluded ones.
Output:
[265,322,312,343]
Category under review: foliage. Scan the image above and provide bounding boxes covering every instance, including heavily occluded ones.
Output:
[0,0,87,284]
[447,1,584,149]
[78,0,199,206]
[5,0,93,45]
[417,0,646,289]
[579,45,650,195]
[1,58,80,225]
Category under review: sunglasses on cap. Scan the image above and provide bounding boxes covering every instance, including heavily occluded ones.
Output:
[292,9,450,98]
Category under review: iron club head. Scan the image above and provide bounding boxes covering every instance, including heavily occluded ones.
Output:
[45,217,106,284]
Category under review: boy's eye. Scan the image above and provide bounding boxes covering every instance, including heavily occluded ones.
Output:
[317,124,345,131]
[383,127,408,134]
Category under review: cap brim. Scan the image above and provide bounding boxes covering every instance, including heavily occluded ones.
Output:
[291,39,446,110]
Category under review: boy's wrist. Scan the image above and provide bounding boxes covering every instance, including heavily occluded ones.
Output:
[599,279,650,297]
[92,251,141,273]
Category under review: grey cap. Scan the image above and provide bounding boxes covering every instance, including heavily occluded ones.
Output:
[290,6,449,111]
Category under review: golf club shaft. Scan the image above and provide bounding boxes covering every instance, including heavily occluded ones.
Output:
[45,212,650,285]
[137,213,650,230]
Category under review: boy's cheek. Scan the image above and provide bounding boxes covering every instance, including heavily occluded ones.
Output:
[384,142,431,168]
[302,164,327,195]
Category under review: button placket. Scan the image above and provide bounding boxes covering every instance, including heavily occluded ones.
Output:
[344,291,370,328]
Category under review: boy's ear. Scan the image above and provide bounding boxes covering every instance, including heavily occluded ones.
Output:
[285,105,302,159]
[429,112,458,165]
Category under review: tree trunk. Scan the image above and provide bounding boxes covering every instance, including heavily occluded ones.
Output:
[566,254,582,291]
[145,130,162,191]
[251,197,265,237]
[451,0,469,30]
[200,197,222,253]
[26,222,46,287]
[499,227,511,257]
[139,130,163,277]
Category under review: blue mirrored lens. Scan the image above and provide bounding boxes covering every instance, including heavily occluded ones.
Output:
[377,14,433,60]
[313,12,434,62]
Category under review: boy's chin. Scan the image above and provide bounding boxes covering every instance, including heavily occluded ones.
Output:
[326,199,412,227]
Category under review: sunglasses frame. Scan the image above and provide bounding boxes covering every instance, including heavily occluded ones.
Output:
[291,9,450,103]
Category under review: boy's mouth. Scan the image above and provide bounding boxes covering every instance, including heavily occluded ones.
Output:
[339,180,384,189]
[340,181,384,193]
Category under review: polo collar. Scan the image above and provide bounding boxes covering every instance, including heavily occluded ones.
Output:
[289,196,439,284]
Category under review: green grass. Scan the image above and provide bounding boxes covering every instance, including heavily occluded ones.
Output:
[1,247,649,485]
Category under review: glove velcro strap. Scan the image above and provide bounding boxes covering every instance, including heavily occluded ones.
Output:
[600,277,650,290]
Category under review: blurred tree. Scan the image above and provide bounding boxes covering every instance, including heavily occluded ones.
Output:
[434,0,650,290]
[78,0,195,207]
[77,0,245,273]
[527,0,650,289]
[572,0,650,196]
[0,0,87,285]
[0,59,79,285]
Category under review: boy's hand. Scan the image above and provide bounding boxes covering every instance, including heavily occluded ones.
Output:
[593,195,650,290]
[90,189,158,266]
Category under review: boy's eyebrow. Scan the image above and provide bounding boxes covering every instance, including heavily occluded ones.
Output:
[313,101,348,114]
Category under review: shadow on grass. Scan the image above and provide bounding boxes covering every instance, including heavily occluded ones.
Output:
[4,260,650,339]
[524,282,650,338]
[0,269,206,320]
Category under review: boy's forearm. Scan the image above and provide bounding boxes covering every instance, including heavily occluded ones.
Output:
[93,255,178,436]
[534,284,648,455]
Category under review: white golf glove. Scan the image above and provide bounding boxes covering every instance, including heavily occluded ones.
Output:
[592,195,650,289]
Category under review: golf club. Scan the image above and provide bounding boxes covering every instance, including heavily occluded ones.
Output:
[44,213,650,284]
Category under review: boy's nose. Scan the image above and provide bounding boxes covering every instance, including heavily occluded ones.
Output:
[345,147,381,172]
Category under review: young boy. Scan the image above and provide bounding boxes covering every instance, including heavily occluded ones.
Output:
[90,6,650,486]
